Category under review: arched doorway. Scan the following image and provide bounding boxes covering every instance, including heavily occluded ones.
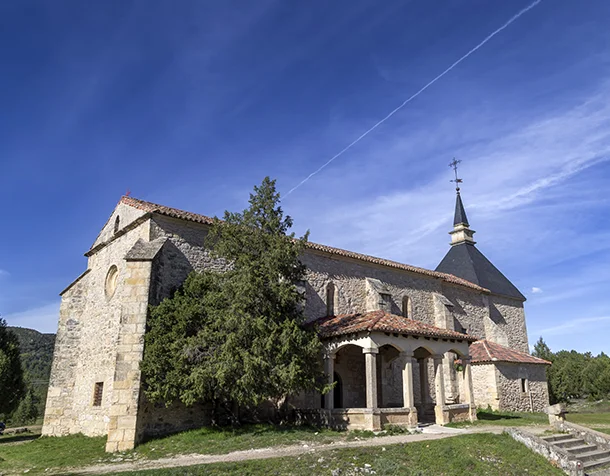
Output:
[413,346,434,423]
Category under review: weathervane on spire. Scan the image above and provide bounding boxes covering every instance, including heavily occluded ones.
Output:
[449,158,463,192]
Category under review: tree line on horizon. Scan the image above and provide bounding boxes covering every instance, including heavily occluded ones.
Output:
[0,321,54,426]
[533,337,610,404]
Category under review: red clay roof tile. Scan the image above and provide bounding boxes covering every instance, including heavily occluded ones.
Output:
[468,339,551,365]
[312,310,478,341]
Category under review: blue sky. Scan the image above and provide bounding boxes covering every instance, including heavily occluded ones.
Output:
[1,0,609,354]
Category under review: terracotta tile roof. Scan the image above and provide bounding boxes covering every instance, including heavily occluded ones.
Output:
[312,310,478,341]
[120,196,216,225]
[119,196,489,293]
[468,339,551,365]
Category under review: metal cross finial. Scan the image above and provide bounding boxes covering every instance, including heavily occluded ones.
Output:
[449,158,463,192]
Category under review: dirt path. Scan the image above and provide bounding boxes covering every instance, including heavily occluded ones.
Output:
[66,425,528,475]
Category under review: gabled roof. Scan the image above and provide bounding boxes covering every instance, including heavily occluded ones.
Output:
[436,242,526,300]
[117,196,489,293]
[469,339,551,365]
[312,310,478,341]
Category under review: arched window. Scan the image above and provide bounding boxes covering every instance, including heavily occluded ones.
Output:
[402,295,412,319]
[105,265,119,299]
[326,282,336,316]
[114,216,120,234]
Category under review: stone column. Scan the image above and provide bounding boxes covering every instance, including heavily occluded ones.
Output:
[401,350,418,427]
[418,358,429,406]
[462,357,477,422]
[433,354,449,424]
[323,352,335,410]
[363,347,379,409]
[401,351,415,409]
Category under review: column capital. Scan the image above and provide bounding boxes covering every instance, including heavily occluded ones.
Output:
[323,351,336,360]
[362,347,379,355]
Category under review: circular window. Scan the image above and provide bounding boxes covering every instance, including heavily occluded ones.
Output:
[105,265,119,299]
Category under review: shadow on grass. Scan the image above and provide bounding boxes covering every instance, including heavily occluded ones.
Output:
[0,433,40,444]
[477,412,521,422]
[139,423,333,445]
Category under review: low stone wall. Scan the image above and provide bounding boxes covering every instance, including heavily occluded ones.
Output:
[504,428,584,476]
[446,404,475,423]
[553,419,610,451]
[136,400,213,440]
[379,407,418,428]
[293,408,417,431]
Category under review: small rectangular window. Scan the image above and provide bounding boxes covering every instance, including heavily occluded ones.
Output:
[520,378,528,393]
[380,293,392,311]
[93,382,104,406]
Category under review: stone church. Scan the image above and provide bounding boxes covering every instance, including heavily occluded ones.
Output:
[42,191,550,452]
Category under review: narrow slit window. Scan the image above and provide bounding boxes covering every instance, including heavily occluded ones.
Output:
[402,296,412,318]
[93,382,104,406]
[326,282,335,316]
[520,378,528,393]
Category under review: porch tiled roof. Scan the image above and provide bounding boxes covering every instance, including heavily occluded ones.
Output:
[312,311,477,342]
[118,196,489,293]
[469,339,551,365]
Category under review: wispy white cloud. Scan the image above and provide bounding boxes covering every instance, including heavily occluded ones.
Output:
[287,82,610,272]
[530,316,610,337]
[0,269,9,278]
[2,302,60,334]
[531,287,543,294]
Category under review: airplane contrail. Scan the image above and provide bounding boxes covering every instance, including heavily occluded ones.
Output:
[285,0,543,196]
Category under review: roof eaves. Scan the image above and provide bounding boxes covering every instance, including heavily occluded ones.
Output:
[119,196,489,294]
[85,213,153,257]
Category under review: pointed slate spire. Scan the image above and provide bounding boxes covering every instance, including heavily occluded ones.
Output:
[437,160,526,300]
[454,191,469,226]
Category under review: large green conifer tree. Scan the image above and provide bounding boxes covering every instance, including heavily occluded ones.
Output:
[0,318,25,416]
[141,177,326,422]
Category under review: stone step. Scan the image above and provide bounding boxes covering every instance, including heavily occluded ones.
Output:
[540,434,574,443]
[554,438,587,448]
[578,449,610,463]
[567,444,598,455]
[582,456,610,471]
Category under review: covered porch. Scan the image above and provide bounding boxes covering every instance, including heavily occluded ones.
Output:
[304,311,478,431]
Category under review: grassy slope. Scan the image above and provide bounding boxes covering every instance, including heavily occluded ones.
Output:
[567,412,610,425]
[127,433,563,476]
[0,425,374,474]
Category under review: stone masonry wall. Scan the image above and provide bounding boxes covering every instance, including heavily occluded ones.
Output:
[93,202,148,248]
[471,364,499,410]
[300,252,445,325]
[489,296,529,353]
[43,222,150,438]
[440,284,488,340]
[496,363,549,413]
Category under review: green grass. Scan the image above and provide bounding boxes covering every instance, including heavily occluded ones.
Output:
[0,433,108,474]
[0,424,374,474]
[566,412,610,426]
[134,424,361,459]
[125,433,564,475]
[446,409,548,428]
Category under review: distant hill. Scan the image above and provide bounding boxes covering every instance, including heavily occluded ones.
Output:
[7,326,55,386]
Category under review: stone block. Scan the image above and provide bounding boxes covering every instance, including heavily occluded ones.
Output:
[118,416,137,430]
